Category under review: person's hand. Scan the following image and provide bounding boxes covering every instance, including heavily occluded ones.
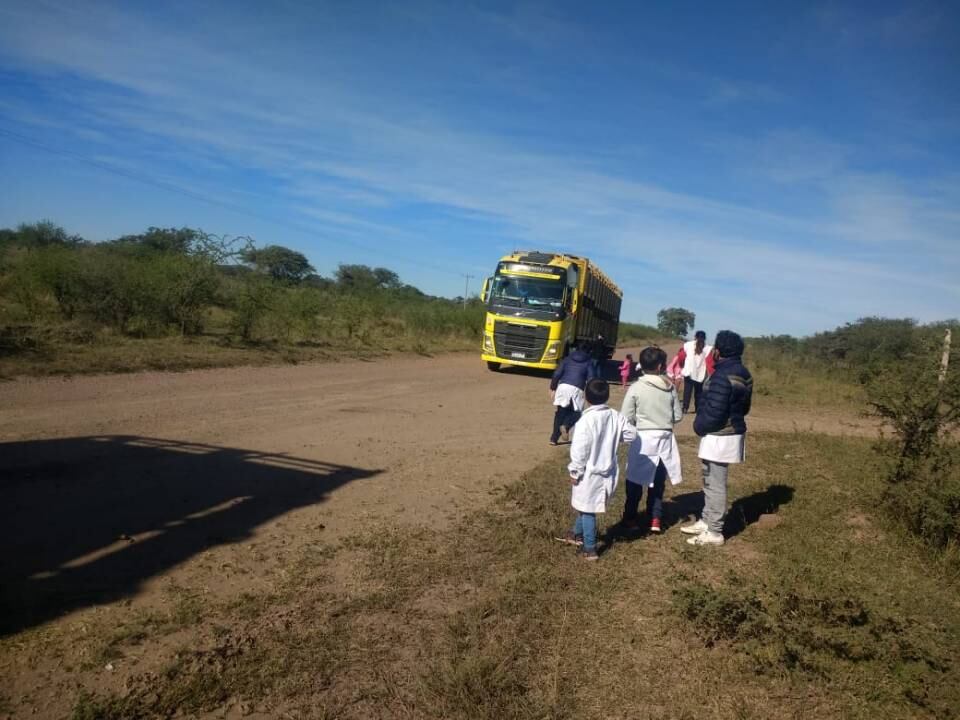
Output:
[569,473,580,485]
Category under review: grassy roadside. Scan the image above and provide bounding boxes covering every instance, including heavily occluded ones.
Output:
[0,329,478,379]
[5,430,956,719]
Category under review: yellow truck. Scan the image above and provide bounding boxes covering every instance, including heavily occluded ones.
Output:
[480,250,622,371]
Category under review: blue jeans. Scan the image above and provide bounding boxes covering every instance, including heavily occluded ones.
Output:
[623,461,667,520]
[573,512,597,552]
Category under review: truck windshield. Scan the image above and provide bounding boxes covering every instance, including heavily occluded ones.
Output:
[490,274,564,309]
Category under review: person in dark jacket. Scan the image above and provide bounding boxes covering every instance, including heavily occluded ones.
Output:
[680,330,753,546]
[549,346,597,445]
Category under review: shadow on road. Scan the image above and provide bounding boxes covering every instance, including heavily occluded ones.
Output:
[0,435,381,635]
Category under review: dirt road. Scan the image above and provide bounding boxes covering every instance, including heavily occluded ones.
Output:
[0,348,872,635]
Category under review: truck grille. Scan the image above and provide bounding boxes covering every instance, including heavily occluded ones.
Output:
[494,321,549,361]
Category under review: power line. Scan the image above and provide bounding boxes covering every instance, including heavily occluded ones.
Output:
[0,125,483,280]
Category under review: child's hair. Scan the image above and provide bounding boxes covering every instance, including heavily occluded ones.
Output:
[714,330,745,358]
[584,378,609,405]
[638,346,663,372]
[625,353,633,360]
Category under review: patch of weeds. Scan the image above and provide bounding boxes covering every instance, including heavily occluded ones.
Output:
[671,579,769,646]
[421,603,572,720]
[672,574,953,713]
[70,691,127,720]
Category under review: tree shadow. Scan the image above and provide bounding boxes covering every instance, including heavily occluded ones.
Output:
[0,435,381,635]
[724,484,795,538]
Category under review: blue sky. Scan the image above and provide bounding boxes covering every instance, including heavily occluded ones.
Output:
[1,1,958,336]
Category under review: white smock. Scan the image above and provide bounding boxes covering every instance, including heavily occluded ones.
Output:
[626,430,683,487]
[568,405,637,513]
[698,434,746,464]
[553,382,585,412]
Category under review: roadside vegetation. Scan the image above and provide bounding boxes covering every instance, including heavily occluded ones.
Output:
[0,221,486,377]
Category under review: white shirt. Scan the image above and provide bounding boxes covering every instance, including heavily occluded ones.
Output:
[698,434,746,464]
[682,340,713,383]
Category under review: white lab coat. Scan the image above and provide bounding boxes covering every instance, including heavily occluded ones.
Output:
[698,434,746,464]
[626,430,683,487]
[568,405,637,513]
[553,382,585,412]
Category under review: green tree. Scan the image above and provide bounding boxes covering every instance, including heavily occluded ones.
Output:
[11,220,84,247]
[111,227,200,254]
[335,264,401,291]
[657,307,696,338]
[240,245,315,283]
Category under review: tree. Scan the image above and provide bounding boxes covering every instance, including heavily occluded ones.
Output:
[657,307,696,338]
[240,245,315,283]
[111,227,200,254]
[335,264,402,291]
[12,220,84,247]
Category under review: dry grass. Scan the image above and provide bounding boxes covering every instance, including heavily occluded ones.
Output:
[3,432,958,719]
[0,326,478,379]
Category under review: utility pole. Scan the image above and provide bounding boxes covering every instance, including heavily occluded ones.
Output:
[462,274,474,310]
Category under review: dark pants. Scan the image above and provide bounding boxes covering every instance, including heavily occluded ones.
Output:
[682,378,703,413]
[550,405,581,443]
[623,460,667,520]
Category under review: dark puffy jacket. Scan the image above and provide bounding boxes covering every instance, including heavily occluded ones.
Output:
[693,355,753,436]
[549,349,596,391]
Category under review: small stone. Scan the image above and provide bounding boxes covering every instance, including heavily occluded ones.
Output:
[104,663,115,671]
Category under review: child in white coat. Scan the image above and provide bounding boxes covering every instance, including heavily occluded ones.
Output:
[620,347,683,533]
[556,378,638,561]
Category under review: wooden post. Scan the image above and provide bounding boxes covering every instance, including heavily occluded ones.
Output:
[938,329,952,387]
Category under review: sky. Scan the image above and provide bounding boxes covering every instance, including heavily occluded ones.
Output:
[0,0,958,336]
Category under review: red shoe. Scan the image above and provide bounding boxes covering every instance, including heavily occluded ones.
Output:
[649,517,662,533]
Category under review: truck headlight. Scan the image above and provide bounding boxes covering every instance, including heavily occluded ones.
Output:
[484,333,495,352]
[544,341,561,358]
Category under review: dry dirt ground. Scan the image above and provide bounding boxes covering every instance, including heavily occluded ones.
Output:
[0,347,875,715]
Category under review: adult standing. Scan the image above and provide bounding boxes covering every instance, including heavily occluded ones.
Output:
[679,330,712,414]
[548,344,597,445]
[681,331,753,546]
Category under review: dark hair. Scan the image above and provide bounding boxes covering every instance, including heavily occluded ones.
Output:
[584,378,609,405]
[714,330,744,358]
[639,346,663,372]
[695,330,706,339]
[657,348,668,368]
[695,329,706,354]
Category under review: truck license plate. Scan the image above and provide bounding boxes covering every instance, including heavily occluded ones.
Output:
[511,352,525,359]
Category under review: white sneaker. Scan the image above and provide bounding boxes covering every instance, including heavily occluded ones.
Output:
[686,531,725,546]
[679,519,707,535]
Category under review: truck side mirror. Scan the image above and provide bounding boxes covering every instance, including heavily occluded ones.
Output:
[481,277,492,303]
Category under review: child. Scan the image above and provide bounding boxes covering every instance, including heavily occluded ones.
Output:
[620,347,683,533]
[555,378,637,560]
[681,330,753,546]
[619,354,633,386]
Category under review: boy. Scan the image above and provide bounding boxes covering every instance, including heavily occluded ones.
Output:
[681,331,753,546]
[556,378,637,560]
[620,347,683,533]
[549,343,597,445]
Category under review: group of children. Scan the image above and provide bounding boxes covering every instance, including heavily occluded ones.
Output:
[555,330,753,560]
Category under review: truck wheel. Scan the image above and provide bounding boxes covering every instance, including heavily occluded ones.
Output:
[486,361,501,371]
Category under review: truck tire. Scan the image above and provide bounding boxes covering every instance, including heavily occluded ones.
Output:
[486,361,501,371]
